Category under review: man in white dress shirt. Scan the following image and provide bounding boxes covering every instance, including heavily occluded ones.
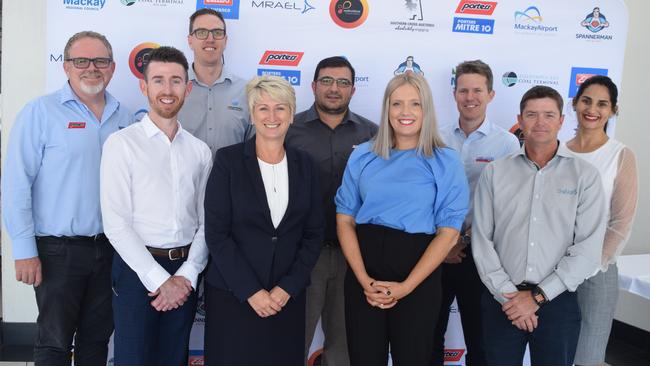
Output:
[100,46,212,366]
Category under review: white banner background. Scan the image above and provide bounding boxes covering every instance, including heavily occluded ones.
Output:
[46,1,628,365]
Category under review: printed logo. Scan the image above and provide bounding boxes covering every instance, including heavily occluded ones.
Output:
[68,122,86,129]
[394,56,424,75]
[259,51,304,66]
[576,7,612,41]
[121,0,136,5]
[453,17,494,34]
[455,0,497,16]
[129,42,160,80]
[509,123,525,146]
[444,349,466,362]
[557,188,578,195]
[568,67,608,97]
[330,0,369,29]
[258,69,301,86]
[251,0,315,14]
[136,0,185,6]
[502,71,517,87]
[63,0,106,11]
[389,0,435,33]
[307,348,323,366]
[198,0,241,19]
[513,6,558,34]
[188,350,204,365]
[475,156,494,163]
[501,70,559,88]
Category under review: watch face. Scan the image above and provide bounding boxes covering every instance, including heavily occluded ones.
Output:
[462,235,471,245]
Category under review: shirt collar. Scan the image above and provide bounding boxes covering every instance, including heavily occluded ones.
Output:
[141,113,184,141]
[189,63,233,87]
[304,103,362,125]
[59,82,120,121]
[453,117,492,138]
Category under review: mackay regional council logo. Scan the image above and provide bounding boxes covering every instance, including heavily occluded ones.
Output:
[330,0,369,29]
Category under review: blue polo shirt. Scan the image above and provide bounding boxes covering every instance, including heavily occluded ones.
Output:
[2,83,134,259]
[335,141,469,234]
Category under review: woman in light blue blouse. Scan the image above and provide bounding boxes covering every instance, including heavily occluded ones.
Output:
[335,73,469,366]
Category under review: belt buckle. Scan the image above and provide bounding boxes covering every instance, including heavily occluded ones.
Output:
[168,248,183,261]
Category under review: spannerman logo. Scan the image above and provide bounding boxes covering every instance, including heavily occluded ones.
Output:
[455,0,497,15]
[259,51,304,66]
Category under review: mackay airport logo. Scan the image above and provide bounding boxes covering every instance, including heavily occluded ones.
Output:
[389,0,435,33]
[258,50,304,86]
[129,42,160,79]
[577,7,612,41]
[251,0,315,14]
[198,0,241,19]
[452,0,497,35]
[63,0,106,11]
[501,70,559,88]
[568,67,608,98]
[513,6,558,35]
[330,0,369,29]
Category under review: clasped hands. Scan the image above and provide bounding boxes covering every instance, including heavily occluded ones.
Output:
[501,290,540,333]
[247,286,291,318]
[363,278,413,310]
[149,276,193,312]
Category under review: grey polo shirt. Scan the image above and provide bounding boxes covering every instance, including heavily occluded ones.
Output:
[178,65,254,156]
[472,143,606,303]
[285,104,377,243]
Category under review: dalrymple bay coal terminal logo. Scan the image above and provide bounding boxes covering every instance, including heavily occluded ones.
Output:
[129,42,160,79]
[330,0,369,29]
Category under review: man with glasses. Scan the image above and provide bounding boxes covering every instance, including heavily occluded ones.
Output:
[2,31,133,366]
[179,8,253,155]
[285,56,377,366]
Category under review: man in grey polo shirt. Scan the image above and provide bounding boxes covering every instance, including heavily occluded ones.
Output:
[285,56,377,366]
[472,85,606,366]
[179,8,254,154]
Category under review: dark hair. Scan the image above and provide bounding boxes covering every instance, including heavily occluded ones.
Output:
[572,75,618,114]
[313,56,356,85]
[455,59,493,91]
[519,85,564,114]
[189,8,226,34]
[143,46,189,81]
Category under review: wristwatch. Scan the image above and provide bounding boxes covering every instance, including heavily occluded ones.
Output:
[531,286,548,307]
[460,233,471,246]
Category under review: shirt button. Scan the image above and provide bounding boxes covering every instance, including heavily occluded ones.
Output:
[209,107,212,111]
[535,194,540,199]
[528,267,533,272]
[530,242,535,246]
[533,217,537,221]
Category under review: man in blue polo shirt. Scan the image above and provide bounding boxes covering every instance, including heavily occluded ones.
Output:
[2,31,133,366]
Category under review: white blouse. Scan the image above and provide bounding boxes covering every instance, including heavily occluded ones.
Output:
[257,155,289,228]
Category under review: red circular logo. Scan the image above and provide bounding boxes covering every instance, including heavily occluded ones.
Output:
[129,42,160,79]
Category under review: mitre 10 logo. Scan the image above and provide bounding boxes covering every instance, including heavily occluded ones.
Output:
[455,0,497,15]
[259,51,304,66]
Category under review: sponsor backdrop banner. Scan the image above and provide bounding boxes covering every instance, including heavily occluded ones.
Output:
[46,1,628,365]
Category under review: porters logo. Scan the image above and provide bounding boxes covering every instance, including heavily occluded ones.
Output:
[568,67,608,97]
[444,348,466,362]
[129,42,160,80]
[198,0,241,19]
[330,0,369,29]
[259,51,304,66]
[455,0,497,16]
[63,0,106,11]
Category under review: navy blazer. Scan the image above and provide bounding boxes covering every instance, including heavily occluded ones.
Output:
[204,137,324,302]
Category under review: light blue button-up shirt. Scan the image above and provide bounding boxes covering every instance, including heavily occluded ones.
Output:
[2,83,134,259]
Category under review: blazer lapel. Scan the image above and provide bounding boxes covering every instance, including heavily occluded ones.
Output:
[276,146,299,230]
[243,138,274,226]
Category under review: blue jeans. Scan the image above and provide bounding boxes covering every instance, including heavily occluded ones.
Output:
[112,253,197,366]
[481,290,581,366]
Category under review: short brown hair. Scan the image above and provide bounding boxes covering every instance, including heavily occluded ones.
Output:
[455,60,493,91]
[519,85,564,114]
[189,8,226,34]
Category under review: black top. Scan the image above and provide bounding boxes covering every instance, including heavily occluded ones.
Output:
[285,104,377,244]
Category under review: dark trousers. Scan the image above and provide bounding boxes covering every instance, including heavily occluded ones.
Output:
[481,290,581,366]
[433,251,487,366]
[33,236,114,366]
[345,224,441,366]
[112,253,197,366]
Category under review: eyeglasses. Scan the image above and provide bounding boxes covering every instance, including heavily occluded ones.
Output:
[317,76,353,88]
[65,57,113,69]
[191,28,226,40]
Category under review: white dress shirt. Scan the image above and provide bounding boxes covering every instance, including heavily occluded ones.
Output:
[257,155,289,228]
[100,114,212,292]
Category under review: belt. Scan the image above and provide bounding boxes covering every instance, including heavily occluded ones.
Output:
[516,282,538,291]
[146,244,191,261]
[37,233,108,243]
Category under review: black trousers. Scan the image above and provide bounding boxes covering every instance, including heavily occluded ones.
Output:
[433,249,487,366]
[33,236,114,366]
[345,224,441,366]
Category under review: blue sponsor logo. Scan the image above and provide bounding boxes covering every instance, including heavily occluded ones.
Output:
[257,69,301,86]
[568,67,608,98]
[452,17,494,34]
[197,0,241,20]
[63,0,106,10]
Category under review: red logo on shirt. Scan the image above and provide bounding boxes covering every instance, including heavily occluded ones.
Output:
[444,348,466,362]
[68,122,86,129]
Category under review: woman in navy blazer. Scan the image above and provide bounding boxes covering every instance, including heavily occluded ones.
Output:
[203,75,324,366]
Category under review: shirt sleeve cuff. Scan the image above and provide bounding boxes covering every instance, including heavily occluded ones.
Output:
[494,282,519,304]
[142,264,171,293]
[538,272,568,301]
[174,263,199,290]
[11,237,39,260]
[436,217,465,232]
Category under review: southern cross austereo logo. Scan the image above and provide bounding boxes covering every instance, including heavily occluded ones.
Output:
[129,42,160,80]
[198,0,241,19]
[330,0,369,29]
[568,67,608,97]
[257,51,304,86]
[452,0,497,35]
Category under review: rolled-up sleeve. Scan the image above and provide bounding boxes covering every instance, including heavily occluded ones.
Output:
[432,149,469,231]
[335,146,365,217]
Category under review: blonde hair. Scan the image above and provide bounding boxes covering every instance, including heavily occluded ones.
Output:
[372,74,445,158]
[246,75,296,115]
